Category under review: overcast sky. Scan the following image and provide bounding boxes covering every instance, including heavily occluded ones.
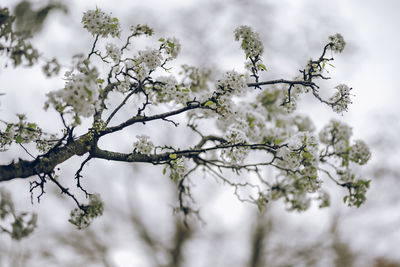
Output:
[1,0,400,265]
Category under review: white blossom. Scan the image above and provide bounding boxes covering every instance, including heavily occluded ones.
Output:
[138,48,162,70]
[106,43,121,62]
[45,71,100,118]
[133,135,154,154]
[301,166,318,179]
[161,37,181,59]
[221,127,249,164]
[82,8,120,38]
[129,48,163,81]
[292,115,315,132]
[234,25,264,58]
[116,76,131,92]
[319,119,353,144]
[329,33,346,53]
[333,139,348,153]
[125,59,135,69]
[217,71,248,96]
[339,169,355,183]
[276,146,301,169]
[330,84,352,113]
[349,140,371,165]
[153,76,191,104]
[169,157,187,182]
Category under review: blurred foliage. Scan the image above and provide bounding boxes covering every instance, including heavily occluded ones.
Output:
[2,201,399,267]
[0,188,37,241]
[0,1,67,67]
[14,1,67,36]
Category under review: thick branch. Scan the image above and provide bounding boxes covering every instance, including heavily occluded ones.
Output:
[91,140,277,164]
[247,79,316,88]
[0,135,92,182]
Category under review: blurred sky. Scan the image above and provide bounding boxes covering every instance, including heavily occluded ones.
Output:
[1,0,400,265]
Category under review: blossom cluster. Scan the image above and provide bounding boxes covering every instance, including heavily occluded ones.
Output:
[153,76,191,105]
[45,70,100,118]
[0,126,14,150]
[42,58,60,77]
[276,132,319,177]
[319,119,352,145]
[69,194,104,229]
[106,43,121,62]
[217,70,248,96]
[214,105,265,145]
[221,127,249,164]
[0,115,39,148]
[349,140,371,165]
[330,84,352,113]
[276,146,301,170]
[268,177,315,211]
[0,114,59,153]
[133,135,154,154]
[180,64,213,93]
[234,25,264,58]
[319,119,371,166]
[289,132,318,153]
[243,110,265,143]
[160,37,181,59]
[295,133,319,178]
[328,33,346,53]
[0,188,37,240]
[169,157,187,182]
[138,48,162,70]
[269,131,323,211]
[116,75,131,92]
[130,24,154,37]
[292,115,316,132]
[339,169,370,207]
[282,79,309,113]
[126,48,163,81]
[82,8,120,38]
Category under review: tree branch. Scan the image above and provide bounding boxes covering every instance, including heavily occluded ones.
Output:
[247,79,317,88]
[0,134,92,181]
[99,101,202,136]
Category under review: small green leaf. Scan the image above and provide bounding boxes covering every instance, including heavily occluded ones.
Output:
[257,202,263,212]
[162,167,166,175]
[84,87,92,97]
[169,153,177,160]
[343,195,348,203]
[328,63,336,68]
[258,64,267,71]
[15,135,23,144]
[204,100,214,107]
[158,38,165,42]
[167,40,175,49]
[97,78,104,84]
[27,123,36,130]
[173,172,179,182]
